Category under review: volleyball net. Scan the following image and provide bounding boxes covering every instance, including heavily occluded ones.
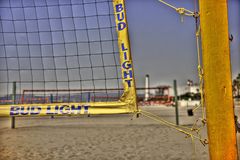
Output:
[0,0,138,116]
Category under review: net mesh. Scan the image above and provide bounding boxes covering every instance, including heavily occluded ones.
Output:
[0,0,123,104]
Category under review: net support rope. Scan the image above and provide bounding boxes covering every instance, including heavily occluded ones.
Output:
[134,0,208,155]
[158,0,207,130]
[133,109,208,159]
[158,0,195,22]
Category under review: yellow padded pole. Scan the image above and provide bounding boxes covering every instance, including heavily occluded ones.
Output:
[199,0,238,159]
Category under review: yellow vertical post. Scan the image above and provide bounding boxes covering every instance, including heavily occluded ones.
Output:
[199,1,238,159]
[113,0,138,113]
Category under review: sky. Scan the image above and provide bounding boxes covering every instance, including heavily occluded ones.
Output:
[0,0,239,96]
[125,0,240,89]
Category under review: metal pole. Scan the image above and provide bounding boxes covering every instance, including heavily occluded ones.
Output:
[173,80,179,125]
[87,92,91,117]
[199,1,238,159]
[50,94,54,119]
[11,82,16,129]
[50,94,53,103]
[87,92,91,103]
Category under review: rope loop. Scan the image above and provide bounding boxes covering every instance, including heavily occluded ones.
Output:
[176,8,185,15]
[193,12,200,18]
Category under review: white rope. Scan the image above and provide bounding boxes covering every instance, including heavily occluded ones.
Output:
[158,0,195,17]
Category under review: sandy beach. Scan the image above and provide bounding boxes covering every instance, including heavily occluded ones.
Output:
[0,105,239,160]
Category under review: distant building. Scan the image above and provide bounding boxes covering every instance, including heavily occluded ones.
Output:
[186,80,199,94]
[154,86,170,96]
[188,85,199,94]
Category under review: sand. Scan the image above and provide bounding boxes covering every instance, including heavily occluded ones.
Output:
[0,105,239,160]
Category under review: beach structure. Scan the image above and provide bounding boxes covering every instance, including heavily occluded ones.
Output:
[139,85,172,106]
[144,74,150,101]
[142,74,172,105]
[186,80,199,94]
